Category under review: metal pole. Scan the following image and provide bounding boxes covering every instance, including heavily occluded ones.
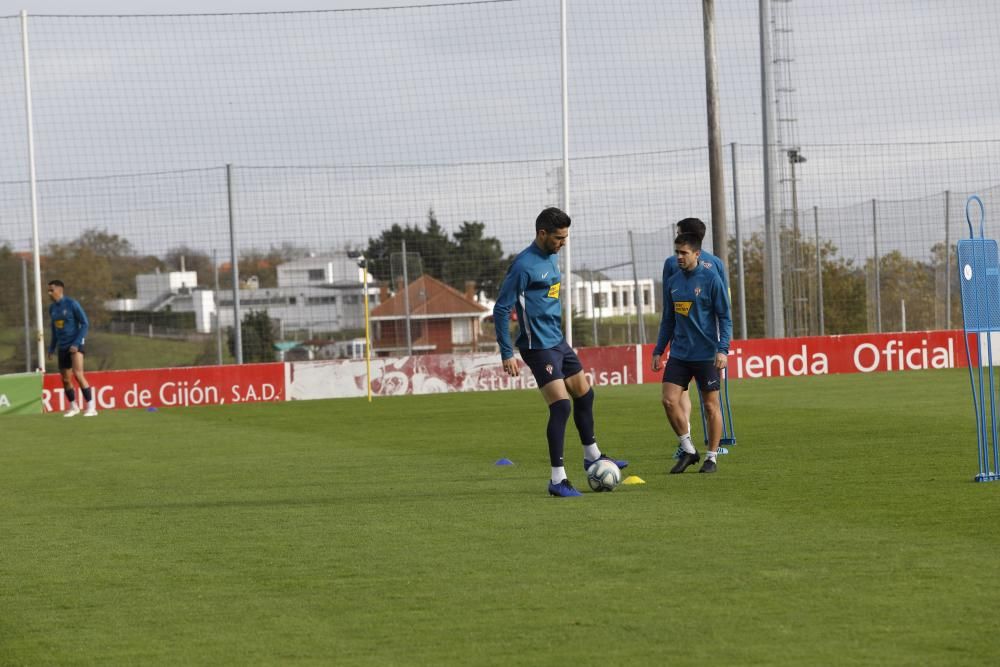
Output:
[731,142,747,339]
[213,249,223,365]
[227,164,243,364]
[22,258,31,371]
[592,292,599,346]
[872,198,882,333]
[703,0,728,268]
[628,230,646,345]
[560,0,573,346]
[814,206,824,336]
[362,258,372,402]
[759,0,785,338]
[945,190,951,329]
[21,11,45,372]
[401,239,413,355]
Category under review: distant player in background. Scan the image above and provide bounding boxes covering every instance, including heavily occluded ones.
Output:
[47,280,97,417]
[494,207,628,497]
[652,233,732,473]
[661,218,729,459]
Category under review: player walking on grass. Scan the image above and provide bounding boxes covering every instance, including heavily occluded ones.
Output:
[661,218,729,460]
[652,233,731,473]
[47,279,97,417]
[494,207,627,497]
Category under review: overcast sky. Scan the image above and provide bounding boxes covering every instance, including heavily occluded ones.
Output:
[0,0,449,14]
[1,0,997,275]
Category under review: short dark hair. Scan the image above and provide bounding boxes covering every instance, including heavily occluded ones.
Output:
[536,207,571,233]
[674,232,702,251]
[676,217,707,241]
[47,279,65,288]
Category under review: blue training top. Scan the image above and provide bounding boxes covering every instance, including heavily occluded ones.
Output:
[653,263,732,362]
[493,241,565,360]
[49,297,89,353]
[662,248,729,293]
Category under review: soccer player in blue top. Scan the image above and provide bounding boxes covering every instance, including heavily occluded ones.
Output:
[493,207,627,497]
[652,232,732,473]
[661,218,729,461]
[47,279,98,417]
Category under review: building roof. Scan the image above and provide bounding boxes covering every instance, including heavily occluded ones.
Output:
[370,274,488,321]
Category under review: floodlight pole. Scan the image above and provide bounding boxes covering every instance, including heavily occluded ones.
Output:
[703,0,728,268]
[21,11,45,372]
[759,0,785,338]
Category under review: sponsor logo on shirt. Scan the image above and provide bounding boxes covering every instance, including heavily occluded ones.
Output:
[674,301,693,317]
[55,320,65,329]
[547,282,561,299]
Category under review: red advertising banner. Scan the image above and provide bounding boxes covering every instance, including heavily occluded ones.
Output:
[640,329,967,383]
[42,363,286,413]
[37,330,971,410]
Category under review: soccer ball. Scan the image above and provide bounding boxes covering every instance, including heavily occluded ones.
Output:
[586,459,622,492]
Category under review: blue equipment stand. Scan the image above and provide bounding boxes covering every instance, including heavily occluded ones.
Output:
[695,368,736,454]
[957,195,1000,482]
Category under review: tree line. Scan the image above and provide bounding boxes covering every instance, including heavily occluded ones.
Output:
[0,214,966,366]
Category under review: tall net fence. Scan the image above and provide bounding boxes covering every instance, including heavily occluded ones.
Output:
[1,0,999,370]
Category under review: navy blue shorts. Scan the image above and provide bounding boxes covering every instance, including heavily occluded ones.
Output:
[57,346,85,371]
[663,356,720,393]
[519,340,584,388]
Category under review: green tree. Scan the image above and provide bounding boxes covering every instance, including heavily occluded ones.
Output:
[930,241,962,328]
[229,310,276,362]
[873,250,936,332]
[449,221,511,298]
[44,229,162,326]
[364,209,509,297]
[0,243,23,330]
[732,229,868,338]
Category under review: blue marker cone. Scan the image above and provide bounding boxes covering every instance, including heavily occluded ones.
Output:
[494,458,514,466]
[146,406,158,412]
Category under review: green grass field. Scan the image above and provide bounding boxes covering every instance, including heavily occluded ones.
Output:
[2,369,999,665]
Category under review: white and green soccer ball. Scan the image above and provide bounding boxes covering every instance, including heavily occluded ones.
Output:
[586,459,621,492]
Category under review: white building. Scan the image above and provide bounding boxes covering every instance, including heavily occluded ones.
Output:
[570,273,656,320]
[105,269,199,312]
[107,254,379,336]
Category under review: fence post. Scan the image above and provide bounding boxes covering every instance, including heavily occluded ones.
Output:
[213,248,223,365]
[814,206,824,336]
[945,190,951,329]
[227,164,243,364]
[21,258,31,371]
[731,142,747,339]
[628,230,646,345]
[872,198,882,333]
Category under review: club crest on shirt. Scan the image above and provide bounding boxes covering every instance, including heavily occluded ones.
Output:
[694,287,701,297]
[545,364,554,375]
